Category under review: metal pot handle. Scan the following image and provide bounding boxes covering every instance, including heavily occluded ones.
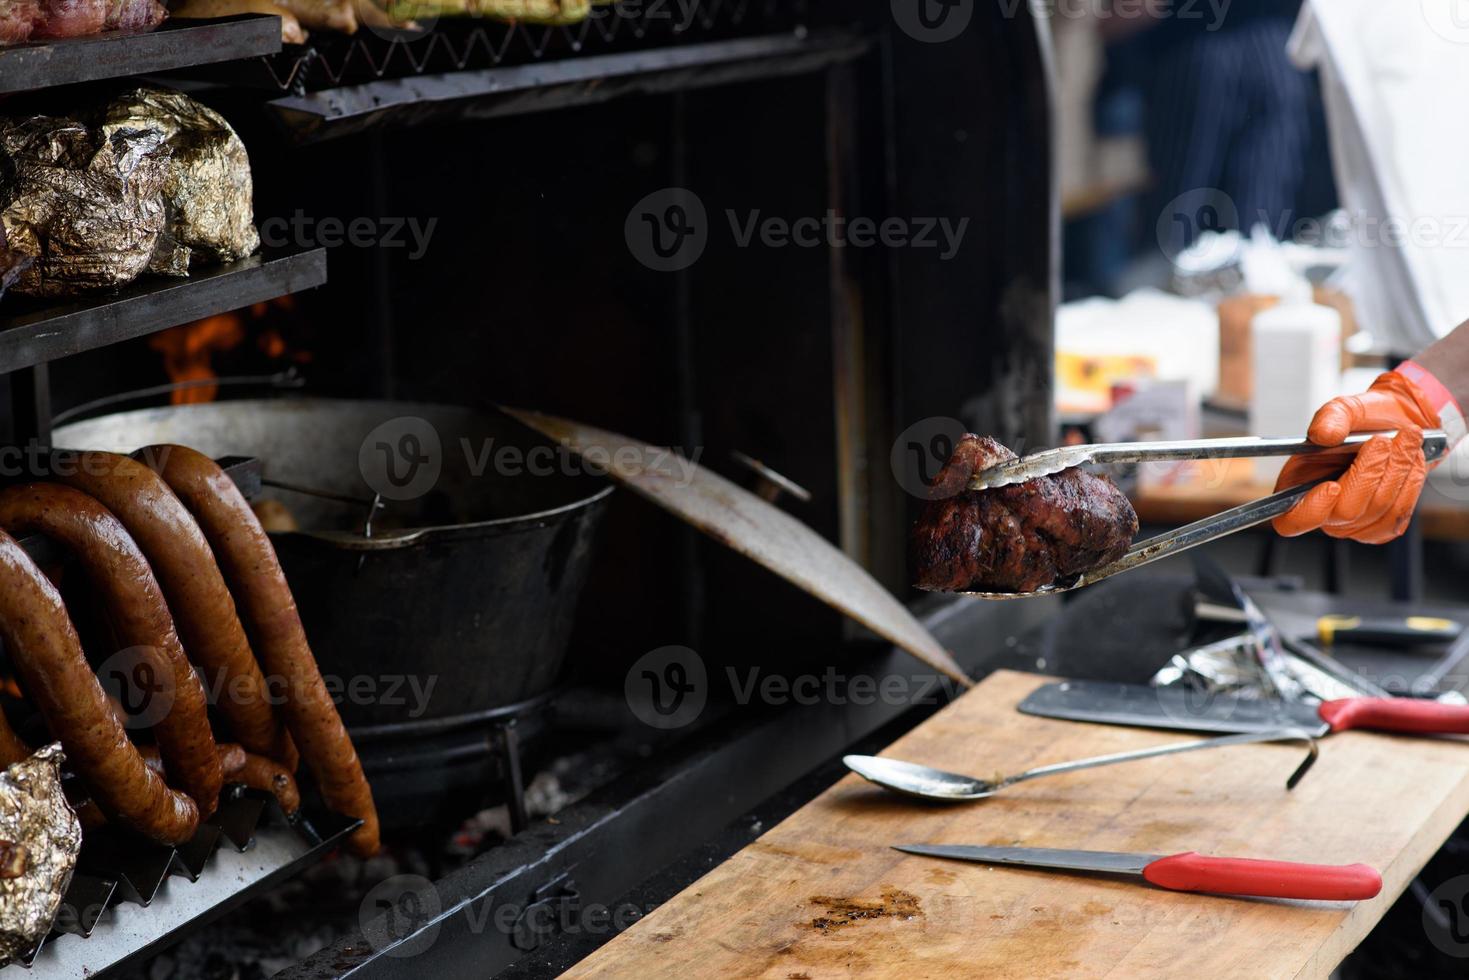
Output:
[51,370,307,427]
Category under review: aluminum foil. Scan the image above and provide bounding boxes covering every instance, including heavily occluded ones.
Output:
[0,224,33,301]
[0,111,168,296]
[0,86,258,297]
[104,87,260,273]
[0,744,81,965]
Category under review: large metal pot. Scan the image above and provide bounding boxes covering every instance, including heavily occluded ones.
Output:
[53,398,613,729]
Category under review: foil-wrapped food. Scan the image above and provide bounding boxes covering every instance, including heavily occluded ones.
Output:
[0,745,81,966]
[0,86,259,299]
[0,226,32,302]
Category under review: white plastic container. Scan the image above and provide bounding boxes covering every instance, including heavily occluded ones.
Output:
[1250,303,1343,484]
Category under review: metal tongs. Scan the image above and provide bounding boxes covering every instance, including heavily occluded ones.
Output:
[956,429,1450,599]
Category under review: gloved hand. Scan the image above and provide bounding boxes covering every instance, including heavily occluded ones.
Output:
[1272,369,1444,544]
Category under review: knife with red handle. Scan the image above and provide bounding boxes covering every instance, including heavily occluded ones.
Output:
[1020,679,1469,739]
[894,844,1383,901]
[1318,698,1469,734]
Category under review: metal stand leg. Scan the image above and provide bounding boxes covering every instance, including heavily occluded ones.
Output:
[6,364,51,449]
[495,719,529,835]
[1389,512,1424,602]
[1326,538,1349,596]
[1256,533,1279,578]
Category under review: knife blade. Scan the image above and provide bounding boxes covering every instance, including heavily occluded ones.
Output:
[1019,679,1469,738]
[892,844,1382,901]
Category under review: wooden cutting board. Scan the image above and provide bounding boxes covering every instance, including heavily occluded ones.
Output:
[564,670,1469,980]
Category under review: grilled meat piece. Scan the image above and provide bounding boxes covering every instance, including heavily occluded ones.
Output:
[31,0,106,38]
[104,0,167,31]
[170,0,307,43]
[5,0,162,42]
[0,1,41,44]
[911,435,1138,593]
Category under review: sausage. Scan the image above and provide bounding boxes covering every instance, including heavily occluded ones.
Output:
[231,752,301,815]
[140,446,379,855]
[145,742,299,813]
[216,742,248,776]
[0,529,198,843]
[141,741,246,781]
[53,452,296,769]
[88,742,246,832]
[0,484,223,816]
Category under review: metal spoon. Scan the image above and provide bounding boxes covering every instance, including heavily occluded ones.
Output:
[842,728,1318,802]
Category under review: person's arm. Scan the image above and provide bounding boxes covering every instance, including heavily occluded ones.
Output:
[1412,322,1469,416]
[1272,320,1469,544]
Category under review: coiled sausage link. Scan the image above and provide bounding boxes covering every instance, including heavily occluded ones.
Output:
[0,484,224,816]
[54,452,296,769]
[142,446,378,856]
[0,530,198,844]
[145,743,298,813]
[232,752,301,815]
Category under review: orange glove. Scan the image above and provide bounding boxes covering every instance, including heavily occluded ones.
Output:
[1272,370,1445,544]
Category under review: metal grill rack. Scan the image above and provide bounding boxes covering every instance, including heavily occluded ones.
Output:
[191,0,815,93]
[0,456,359,977]
[6,791,360,977]
[0,15,283,94]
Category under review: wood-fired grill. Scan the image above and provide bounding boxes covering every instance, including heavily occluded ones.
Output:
[0,0,1058,974]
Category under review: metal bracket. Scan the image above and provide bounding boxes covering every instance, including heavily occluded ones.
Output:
[510,873,581,952]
